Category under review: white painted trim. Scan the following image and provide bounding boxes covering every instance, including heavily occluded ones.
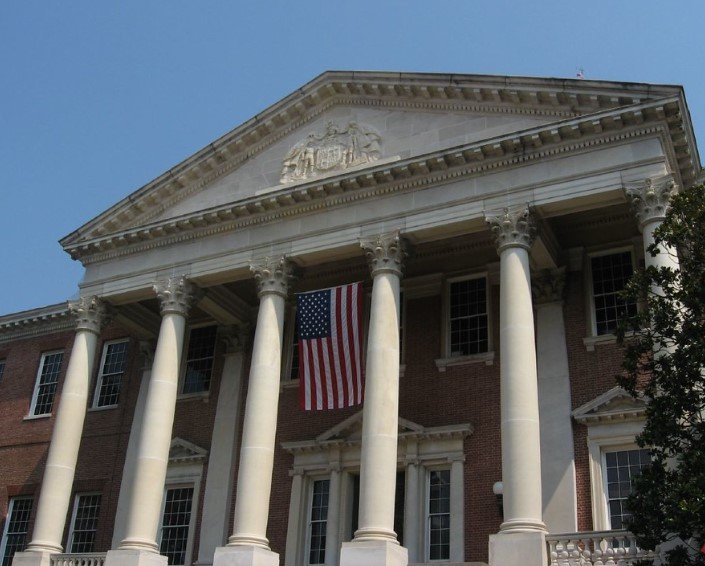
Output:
[92,338,130,408]
[28,349,64,417]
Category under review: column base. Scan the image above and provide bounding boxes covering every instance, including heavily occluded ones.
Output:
[339,540,408,566]
[489,531,546,566]
[105,549,168,566]
[12,551,54,566]
[213,546,279,566]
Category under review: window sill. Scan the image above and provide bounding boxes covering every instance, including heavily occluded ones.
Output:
[435,352,495,372]
[88,404,119,412]
[23,413,51,421]
[583,334,617,351]
[177,391,210,402]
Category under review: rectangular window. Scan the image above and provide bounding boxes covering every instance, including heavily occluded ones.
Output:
[0,497,33,566]
[604,449,650,529]
[159,487,194,566]
[0,360,5,384]
[93,340,129,407]
[591,251,637,335]
[30,351,64,416]
[290,325,300,380]
[182,326,217,394]
[448,277,488,356]
[67,494,101,553]
[307,479,329,565]
[428,469,451,561]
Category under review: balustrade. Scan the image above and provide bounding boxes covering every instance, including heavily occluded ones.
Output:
[547,531,659,566]
[50,553,107,566]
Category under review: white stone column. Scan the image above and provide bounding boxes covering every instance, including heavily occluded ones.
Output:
[485,207,546,566]
[325,463,342,566]
[196,326,249,566]
[283,470,305,566]
[340,232,408,566]
[533,269,578,533]
[14,298,109,566]
[106,277,198,566]
[112,341,156,549]
[626,174,679,273]
[214,257,292,566]
[449,457,465,562]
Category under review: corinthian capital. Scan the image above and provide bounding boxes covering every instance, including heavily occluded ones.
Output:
[625,174,677,229]
[360,232,409,277]
[154,276,200,316]
[531,267,566,305]
[485,205,536,253]
[250,256,294,298]
[68,296,111,334]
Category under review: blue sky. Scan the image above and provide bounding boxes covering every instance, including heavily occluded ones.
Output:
[1,1,703,315]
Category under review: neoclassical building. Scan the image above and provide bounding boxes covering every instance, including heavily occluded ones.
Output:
[0,72,699,566]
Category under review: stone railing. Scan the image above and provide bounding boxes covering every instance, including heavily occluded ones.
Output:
[547,531,660,565]
[50,553,107,566]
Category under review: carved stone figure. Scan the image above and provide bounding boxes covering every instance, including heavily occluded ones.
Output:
[280,121,382,183]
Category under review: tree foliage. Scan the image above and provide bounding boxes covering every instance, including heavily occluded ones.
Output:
[617,184,705,565]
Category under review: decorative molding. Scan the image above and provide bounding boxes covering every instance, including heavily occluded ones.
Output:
[624,173,677,229]
[360,232,409,277]
[154,276,200,316]
[572,386,647,424]
[250,256,294,298]
[0,303,72,344]
[280,120,382,183]
[67,296,112,334]
[67,119,673,266]
[485,205,536,252]
[531,267,566,305]
[169,437,208,464]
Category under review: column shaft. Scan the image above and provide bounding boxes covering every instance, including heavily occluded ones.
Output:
[229,275,287,548]
[402,462,420,562]
[356,270,401,541]
[449,460,465,562]
[27,328,99,553]
[324,469,342,566]
[498,245,544,531]
[120,311,187,551]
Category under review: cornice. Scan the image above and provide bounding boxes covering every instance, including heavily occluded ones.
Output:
[67,102,676,266]
[60,72,697,250]
[0,304,72,344]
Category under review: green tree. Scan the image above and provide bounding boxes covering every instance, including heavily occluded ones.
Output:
[617,184,705,565]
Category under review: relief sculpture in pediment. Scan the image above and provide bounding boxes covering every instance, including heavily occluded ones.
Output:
[280,121,382,183]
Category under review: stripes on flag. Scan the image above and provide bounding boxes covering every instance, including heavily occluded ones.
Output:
[296,282,364,411]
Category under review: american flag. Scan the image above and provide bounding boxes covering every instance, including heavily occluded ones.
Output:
[296,282,364,410]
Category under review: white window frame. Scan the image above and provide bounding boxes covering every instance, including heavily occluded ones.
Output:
[0,496,33,565]
[28,350,64,417]
[586,247,636,338]
[92,339,129,409]
[66,492,102,553]
[425,467,451,563]
[305,476,330,566]
[157,455,203,566]
[436,272,494,371]
[179,324,218,398]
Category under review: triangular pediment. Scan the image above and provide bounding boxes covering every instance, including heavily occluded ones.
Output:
[315,411,425,443]
[572,386,647,424]
[61,71,695,261]
[169,437,208,464]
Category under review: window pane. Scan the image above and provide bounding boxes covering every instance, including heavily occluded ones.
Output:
[591,252,636,335]
[182,326,217,394]
[0,360,5,384]
[449,278,488,356]
[308,479,330,565]
[160,487,194,565]
[96,341,128,407]
[428,470,450,560]
[605,449,651,529]
[69,494,101,553]
[33,352,63,415]
[1,497,33,566]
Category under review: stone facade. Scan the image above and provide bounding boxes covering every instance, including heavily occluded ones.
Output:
[0,71,700,566]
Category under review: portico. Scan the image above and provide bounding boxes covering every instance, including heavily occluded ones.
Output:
[8,72,699,566]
